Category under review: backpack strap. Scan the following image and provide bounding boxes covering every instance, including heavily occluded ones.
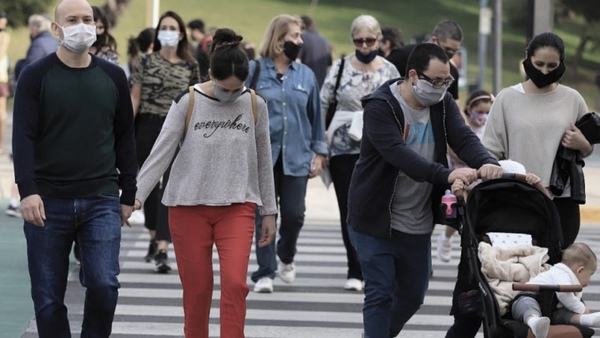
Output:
[183,86,195,141]
[250,88,258,124]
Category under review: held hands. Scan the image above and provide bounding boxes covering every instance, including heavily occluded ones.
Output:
[121,204,134,227]
[258,215,277,248]
[134,198,142,210]
[309,154,327,178]
[562,122,593,155]
[21,194,46,227]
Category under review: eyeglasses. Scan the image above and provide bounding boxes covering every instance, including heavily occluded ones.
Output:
[418,72,454,89]
[352,37,377,48]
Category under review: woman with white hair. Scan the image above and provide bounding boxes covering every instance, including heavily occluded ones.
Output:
[320,14,399,291]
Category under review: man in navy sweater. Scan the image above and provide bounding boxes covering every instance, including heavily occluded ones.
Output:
[347,43,502,337]
[12,0,137,336]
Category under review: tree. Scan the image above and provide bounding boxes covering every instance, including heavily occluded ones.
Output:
[0,0,55,28]
[557,0,600,77]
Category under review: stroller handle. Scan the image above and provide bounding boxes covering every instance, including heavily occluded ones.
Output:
[450,173,549,198]
[512,283,582,293]
[500,173,549,197]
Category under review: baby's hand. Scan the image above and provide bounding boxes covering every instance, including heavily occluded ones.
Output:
[525,173,541,185]
[584,306,591,314]
[451,179,465,195]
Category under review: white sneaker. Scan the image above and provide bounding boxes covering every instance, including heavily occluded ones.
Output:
[436,233,452,262]
[253,277,273,293]
[344,278,363,291]
[527,315,550,338]
[278,262,296,283]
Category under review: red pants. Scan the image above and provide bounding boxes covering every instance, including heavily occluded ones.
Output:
[169,203,255,338]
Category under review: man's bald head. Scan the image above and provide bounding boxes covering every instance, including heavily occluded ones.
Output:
[54,0,93,24]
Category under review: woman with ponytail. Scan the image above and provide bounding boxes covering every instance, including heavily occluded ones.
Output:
[134,28,276,338]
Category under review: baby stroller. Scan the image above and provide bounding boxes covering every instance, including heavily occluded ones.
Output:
[452,173,595,338]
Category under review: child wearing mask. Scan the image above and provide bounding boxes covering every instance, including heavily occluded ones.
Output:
[437,90,494,262]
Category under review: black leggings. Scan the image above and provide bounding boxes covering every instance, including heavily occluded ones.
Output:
[135,114,172,242]
[329,154,362,280]
[553,197,580,247]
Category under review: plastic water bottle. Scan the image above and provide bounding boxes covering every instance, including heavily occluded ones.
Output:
[441,189,457,219]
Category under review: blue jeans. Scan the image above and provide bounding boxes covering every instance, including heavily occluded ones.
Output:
[24,195,122,338]
[348,225,431,338]
[251,157,308,282]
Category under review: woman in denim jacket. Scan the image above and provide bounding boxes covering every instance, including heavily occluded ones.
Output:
[247,14,328,294]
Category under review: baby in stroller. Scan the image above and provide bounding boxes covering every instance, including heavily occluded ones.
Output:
[512,242,600,338]
[445,159,597,338]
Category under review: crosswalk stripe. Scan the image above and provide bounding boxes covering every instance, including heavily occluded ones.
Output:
[22,223,600,337]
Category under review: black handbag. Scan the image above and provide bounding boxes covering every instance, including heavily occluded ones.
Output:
[324,58,345,130]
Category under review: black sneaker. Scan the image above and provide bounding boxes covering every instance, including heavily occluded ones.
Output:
[154,250,171,273]
[144,240,158,262]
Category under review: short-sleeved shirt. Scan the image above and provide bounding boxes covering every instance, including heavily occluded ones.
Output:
[131,52,200,116]
[389,82,435,234]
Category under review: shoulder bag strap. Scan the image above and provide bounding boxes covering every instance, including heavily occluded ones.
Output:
[332,57,346,105]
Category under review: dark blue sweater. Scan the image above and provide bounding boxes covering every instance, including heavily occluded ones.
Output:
[348,78,498,238]
[12,53,137,205]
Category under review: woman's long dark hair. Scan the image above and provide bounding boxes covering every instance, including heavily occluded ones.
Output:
[91,6,118,52]
[152,11,195,63]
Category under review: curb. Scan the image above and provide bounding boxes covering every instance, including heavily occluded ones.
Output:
[581,206,600,225]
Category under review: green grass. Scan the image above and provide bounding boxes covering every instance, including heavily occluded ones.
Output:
[5,0,600,109]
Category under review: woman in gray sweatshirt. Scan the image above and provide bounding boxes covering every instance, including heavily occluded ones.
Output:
[134,28,277,338]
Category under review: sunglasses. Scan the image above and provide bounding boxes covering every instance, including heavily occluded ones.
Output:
[352,37,377,48]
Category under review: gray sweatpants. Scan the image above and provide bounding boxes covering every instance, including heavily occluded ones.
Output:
[512,292,576,324]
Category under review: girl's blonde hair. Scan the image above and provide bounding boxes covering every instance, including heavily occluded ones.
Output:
[258,14,302,58]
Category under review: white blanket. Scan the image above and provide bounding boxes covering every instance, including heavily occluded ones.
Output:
[478,242,551,315]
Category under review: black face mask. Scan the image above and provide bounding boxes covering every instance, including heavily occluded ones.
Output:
[522,58,566,88]
[355,50,378,64]
[92,33,107,48]
[283,41,301,61]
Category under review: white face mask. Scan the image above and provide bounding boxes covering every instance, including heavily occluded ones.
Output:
[57,23,97,54]
[158,30,180,48]
[412,79,447,107]
[213,84,245,103]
